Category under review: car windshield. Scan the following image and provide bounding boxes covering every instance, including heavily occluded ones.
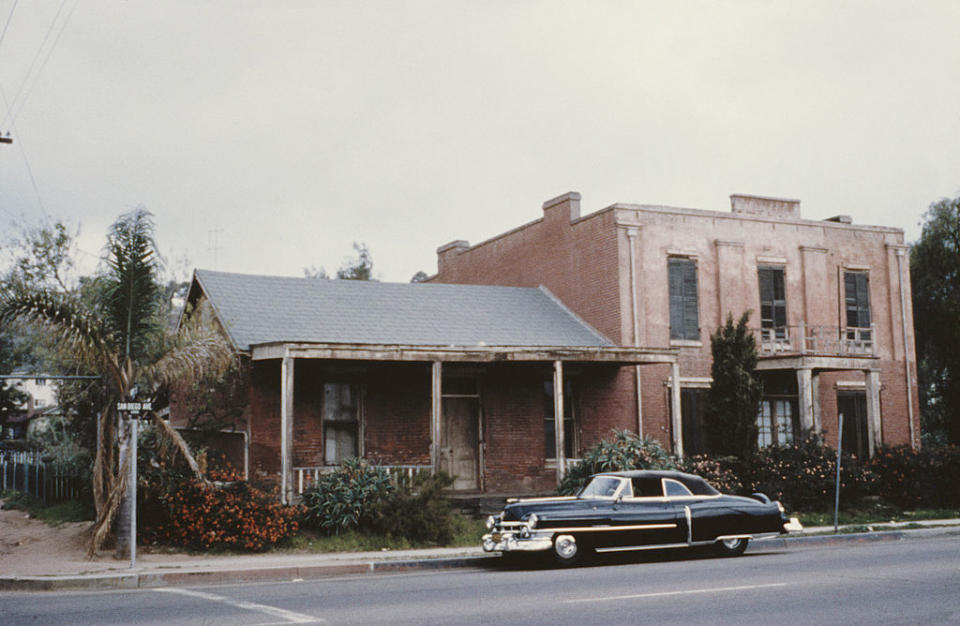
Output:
[578,476,623,498]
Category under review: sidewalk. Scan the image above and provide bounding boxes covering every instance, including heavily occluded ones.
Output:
[2,519,958,592]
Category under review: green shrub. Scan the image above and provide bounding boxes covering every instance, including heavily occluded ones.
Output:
[559,430,676,495]
[677,455,744,495]
[366,472,458,545]
[869,444,960,508]
[746,432,875,511]
[300,458,394,535]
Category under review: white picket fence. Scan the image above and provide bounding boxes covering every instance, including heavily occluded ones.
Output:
[0,449,82,503]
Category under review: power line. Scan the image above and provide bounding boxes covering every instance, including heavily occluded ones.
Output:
[5,0,78,127]
[0,0,68,129]
[0,0,18,56]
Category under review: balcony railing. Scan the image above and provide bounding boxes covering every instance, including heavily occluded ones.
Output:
[294,463,433,495]
[755,323,875,357]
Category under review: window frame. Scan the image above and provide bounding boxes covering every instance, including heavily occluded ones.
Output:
[322,381,363,466]
[758,266,788,340]
[668,257,700,341]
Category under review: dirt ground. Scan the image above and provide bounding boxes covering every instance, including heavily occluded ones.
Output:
[0,504,188,576]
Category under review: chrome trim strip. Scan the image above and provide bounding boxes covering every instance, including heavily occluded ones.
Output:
[596,542,693,553]
[539,523,677,533]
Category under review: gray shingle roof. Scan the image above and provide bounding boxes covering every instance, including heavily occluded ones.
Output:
[193,270,612,351]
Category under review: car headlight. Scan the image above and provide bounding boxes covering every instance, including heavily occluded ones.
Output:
[486,515,496,530]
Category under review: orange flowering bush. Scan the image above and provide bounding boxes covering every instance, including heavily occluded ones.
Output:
[142,475,302,551]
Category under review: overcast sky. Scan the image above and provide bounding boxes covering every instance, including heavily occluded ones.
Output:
[1,1,958,284]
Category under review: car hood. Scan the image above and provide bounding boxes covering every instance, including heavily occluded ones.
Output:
[501,496,609,522]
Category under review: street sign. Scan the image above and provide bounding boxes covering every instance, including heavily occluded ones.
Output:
[116,401,152,415]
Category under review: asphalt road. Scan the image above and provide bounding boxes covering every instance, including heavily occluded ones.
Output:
[2,535,959,625]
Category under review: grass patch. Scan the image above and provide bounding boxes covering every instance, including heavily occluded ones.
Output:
[797,504,960,528]
[1,490,94,524]
[278,514,486,554]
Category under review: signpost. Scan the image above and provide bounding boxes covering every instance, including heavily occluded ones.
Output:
[116,400,151,568]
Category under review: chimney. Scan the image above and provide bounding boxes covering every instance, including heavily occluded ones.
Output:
[730,194,800,219]
[543,191,581,222]
[437,240,470,273]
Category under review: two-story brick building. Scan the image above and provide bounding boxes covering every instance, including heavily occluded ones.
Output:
[431,192,919,462]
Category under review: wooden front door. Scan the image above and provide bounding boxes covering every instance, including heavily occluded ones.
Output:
[440,394,480,491]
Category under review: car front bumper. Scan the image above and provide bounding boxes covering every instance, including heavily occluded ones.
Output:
[482,530,553,553]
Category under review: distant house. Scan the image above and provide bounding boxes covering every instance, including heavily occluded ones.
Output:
[176,270,676,502]
[431,191,920,460]
[1,374,58,441]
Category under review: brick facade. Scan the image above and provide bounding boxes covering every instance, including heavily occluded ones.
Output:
[433,192,920,458]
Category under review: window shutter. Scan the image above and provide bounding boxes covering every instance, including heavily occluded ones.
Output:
[682,262,699,340]
[669,260,685,339]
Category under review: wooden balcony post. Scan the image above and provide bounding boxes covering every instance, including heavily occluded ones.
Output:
[430,362,442,474]
[671,361,683,458]
[797,368,815,432]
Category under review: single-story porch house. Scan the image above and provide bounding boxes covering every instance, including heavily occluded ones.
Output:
[177,270,677,502]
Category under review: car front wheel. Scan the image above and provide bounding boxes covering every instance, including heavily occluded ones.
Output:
[714,537,749,557]
[551,534,584,566]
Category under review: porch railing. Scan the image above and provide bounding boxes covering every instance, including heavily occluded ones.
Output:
[755,323,875,357]
[1,449,82,504]
[294,463,433,495]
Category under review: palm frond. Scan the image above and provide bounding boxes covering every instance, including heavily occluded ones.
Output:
[0,283,124,389]
[139,319,234,388]
[101,207,163,364]
[150,412,208,482]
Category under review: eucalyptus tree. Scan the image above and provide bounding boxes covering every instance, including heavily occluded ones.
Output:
[0,208,232,556]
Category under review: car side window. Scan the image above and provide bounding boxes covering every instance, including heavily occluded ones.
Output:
[663,479,693,498]
[631,477,663,498]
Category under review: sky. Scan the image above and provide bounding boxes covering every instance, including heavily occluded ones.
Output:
[1,1,958,285]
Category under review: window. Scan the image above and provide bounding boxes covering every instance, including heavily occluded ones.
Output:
[669,258,700,340]
[844,271,871,342]
[758,267,787,340]
[680,388,709,456]
[757,398,797,447]
[323,383,360,464]
[544,379,576,459]
[663,479,693,498]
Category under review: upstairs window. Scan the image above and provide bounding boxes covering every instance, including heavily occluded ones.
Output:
[758,267,788,340]
[844,271,872,345]
[668,258,700,341]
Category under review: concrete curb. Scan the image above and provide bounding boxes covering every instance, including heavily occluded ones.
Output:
[2,525,957,592]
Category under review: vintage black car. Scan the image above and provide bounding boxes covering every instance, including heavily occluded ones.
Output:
[482,470,803,565]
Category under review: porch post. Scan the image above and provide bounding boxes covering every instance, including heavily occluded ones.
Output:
[811,372,822,434]
[670,361,683,458]
[865,369,882,455]
[796,368,815,432]
[430,361,442,475]
[280,354,294,504]
[553,360,565,486]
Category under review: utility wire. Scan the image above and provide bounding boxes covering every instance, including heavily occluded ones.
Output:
[6,0,78,127]
[0,0,18,57]
[0,0,67,129]
[0,83,48,217]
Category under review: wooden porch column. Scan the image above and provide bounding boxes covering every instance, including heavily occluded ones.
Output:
[280,354,295,504]
[865,369,882,455]
[671,361,683,458]
[797,368,815,432]
[553,360,565,486]
[430,361,442,474]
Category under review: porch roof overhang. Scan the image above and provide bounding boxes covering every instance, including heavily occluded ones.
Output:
[757,354,880,372]
[250,341,677,365]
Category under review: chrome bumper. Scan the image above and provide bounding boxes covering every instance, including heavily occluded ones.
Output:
[482,530,553,553]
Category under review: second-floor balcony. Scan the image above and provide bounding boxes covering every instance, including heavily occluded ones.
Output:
[755,323,875,358]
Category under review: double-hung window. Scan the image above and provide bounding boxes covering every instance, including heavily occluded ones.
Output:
[668,258,700,341]
[544,379,576,459]
[844,271,872,346]
[324,383,361,465]
[758,267,787,341]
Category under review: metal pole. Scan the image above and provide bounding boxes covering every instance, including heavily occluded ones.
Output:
[130,414,138,569]
[834,412,844,533]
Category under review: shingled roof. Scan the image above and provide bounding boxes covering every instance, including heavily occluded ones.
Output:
[191,269,613,352]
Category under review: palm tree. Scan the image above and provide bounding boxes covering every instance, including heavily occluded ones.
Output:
[0,208,232,556]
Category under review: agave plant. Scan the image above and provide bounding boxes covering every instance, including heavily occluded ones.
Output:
[0,208,233,556]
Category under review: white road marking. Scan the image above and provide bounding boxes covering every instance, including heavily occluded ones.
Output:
[155,587,324,623]
[565,582,789,603]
